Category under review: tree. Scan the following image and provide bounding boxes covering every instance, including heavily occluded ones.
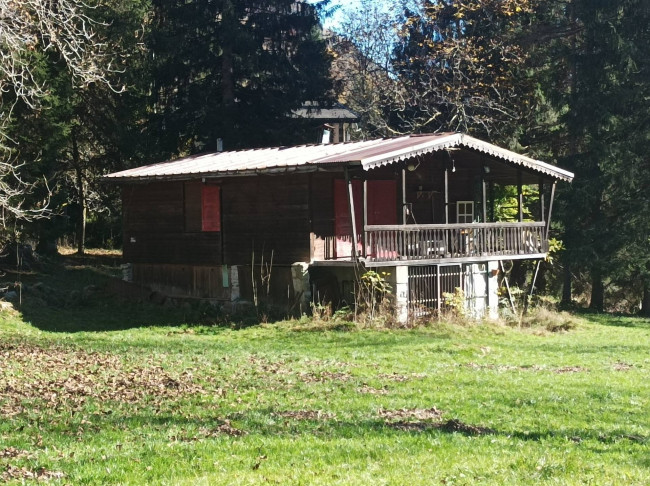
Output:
[147,0,334,156]
[3,0,150,253]
[0,0,124,242]
[390,0,538,140]
[331,0,400,138]
[539,0,650,311]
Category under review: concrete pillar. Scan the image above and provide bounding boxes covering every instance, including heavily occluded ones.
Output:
[394,265,409,324]
[230,265,240,301]
[291,262,311,315]
[487,261,500,320]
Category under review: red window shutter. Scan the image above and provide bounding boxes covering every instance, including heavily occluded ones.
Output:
[201,185,221,231]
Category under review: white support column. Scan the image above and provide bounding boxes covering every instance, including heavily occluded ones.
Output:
[487,261,500,320]
[394,265,409,324]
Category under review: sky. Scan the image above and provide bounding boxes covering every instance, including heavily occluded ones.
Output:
[310,0,394,30]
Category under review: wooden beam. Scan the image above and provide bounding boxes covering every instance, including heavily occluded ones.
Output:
[436,265,441,314]
[444,165,449,224]
[345,167,358,261]
[363,178,368,258]
[545,181,557,238]
[517,170,523,223]
[539,177,545,223]
[489,181,495,222]
[402,168,407,225]
[482,174,487,223]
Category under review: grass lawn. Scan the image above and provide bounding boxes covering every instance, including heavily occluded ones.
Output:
[0,258,649,484]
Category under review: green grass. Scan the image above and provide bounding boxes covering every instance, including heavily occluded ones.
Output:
[0,262,649,484]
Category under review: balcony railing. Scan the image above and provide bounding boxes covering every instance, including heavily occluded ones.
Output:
[364,222,548,263]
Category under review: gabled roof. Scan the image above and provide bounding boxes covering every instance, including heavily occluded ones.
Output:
[104,133,574,182]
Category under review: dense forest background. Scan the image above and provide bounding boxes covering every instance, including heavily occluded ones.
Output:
[0,0,648,314]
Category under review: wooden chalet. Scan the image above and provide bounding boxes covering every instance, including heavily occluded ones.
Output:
[105,133,574,321]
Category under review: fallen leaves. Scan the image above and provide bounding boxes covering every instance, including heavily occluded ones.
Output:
[377,408,494,436]
[378,407,444,421]
[356,385,389,395]
[376,372,428,382]
[0,342,205,417]
[554,366,589,374]
[0,448,31,459]
[1,464,65,482]
[272,410,336,421]
[613,362,634,371]
[464,362,591,374]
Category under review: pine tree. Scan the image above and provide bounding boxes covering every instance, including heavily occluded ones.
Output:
[147,0,334,156]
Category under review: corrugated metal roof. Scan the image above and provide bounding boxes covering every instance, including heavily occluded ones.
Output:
[104,133,574,182]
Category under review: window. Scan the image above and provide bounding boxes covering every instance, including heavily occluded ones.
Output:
[456,201,474,224]
[184,182,221,232]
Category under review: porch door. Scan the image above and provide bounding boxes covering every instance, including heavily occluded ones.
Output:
[334,179,397,259]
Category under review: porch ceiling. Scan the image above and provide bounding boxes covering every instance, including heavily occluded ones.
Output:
[104,132,574,183]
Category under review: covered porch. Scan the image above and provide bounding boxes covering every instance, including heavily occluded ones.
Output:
[310,133,572,266]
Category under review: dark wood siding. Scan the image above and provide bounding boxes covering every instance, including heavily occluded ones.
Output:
[222,174,311,265]
[132,264,230,299]
[122,182,222,265]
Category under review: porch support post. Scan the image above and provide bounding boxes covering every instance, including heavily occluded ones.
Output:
[363,178,368,258]
[402,168,407,225]
[545,181,557,239]
[481,171,488,223]
[539,177,545,223]
[444,165,449,224]
[489,181,495,221]
[436,266,441,314]
[517,170,523,223]
[344,167,358,261]
[395,265,409,324]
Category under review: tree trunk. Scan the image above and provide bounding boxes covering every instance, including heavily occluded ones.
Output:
[641,281,650,317]
[72,128,86,255]
[221,0,235,107]
[561,263,572,307]
[589,270,604,312]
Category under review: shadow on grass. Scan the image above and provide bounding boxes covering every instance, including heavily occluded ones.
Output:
[578,311,650,329]
[7,260,300,333]
[15,404,647,448]
[5,262,196,333]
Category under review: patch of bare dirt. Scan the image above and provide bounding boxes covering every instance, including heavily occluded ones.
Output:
[613,362,634,371]
[0,342,205,416]
[379,407,443,433]
[246,356,293,376]
[464,363,590,374]
[272,410,336,421]
[378,407,443,421]
[298,371,352,383]
[465,362,544,372]
[357,385,389,395]
[378,409,493,436]
[202,421,247,437]
[554,366,589,374]
[2,464,65,482]
[377,372,428,382]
